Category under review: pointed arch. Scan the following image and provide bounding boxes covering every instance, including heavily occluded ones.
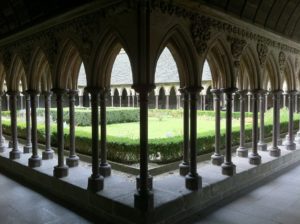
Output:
[7,55,27,91]
[262,51,280,91]
[281,56,296,91]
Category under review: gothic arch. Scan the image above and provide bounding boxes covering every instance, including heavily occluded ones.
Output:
[154,25,200,88]
[262,51,280,91]
[281,56,296,91]
[205,37,235,89]
[7,55,27,91]
[54,39,84,90]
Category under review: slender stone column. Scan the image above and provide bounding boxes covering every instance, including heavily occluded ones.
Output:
[247,93,251,112]
[23,92,32,153]
[185,87,202,190]
[0,93,6,152]
[258,91,268,151]
[155,95,158,109]
[99,89,111,177]
[199,94,202,110]
[277,92,283,146]
[166,95,169,109]
[177,95,181,109]
[221,88,236,176]
[236,90,248,157]
[283,91,296,150]
[283,92,287,108]
[265,93,268,111]
[87,88,104,191]
[295,93,298,113]
[133,86,154,210]
[249,90,261,165]
[203,95,206,111]
[179,89,190,175]
[52,89,68,178]
[119,96,122,107]
[295,92,300,143]
[211,89,224,165]
[7,91,21,159]
[111,96,114,107]
[42,91,54,159]
[269,90,281,157]
[132,94,135,108]
[66,90,79,167]
[27,90,42,167]
[127,95,130,107]
[232,93,235,113]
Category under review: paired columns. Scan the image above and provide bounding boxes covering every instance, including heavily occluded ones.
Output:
[23,92,32,153]
[236,90,248,157]
[185,87,202,190]
[269,90,282,157]
[221,88,236,176]
[99,89,111,177]
[179,89,189,175]
[42,91,54,159]
[66,90,79,167]
[210,89,224,165]
[7,91,21,159]
[283,91,296,150]
[257,91,267,151]
[52,89,68,178]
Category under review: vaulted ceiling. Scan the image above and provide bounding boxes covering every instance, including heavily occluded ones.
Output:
[202,0,300,43]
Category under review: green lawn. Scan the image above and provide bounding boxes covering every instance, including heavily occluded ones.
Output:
[76,117,242,139]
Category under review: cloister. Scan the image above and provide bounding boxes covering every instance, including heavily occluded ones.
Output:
[1,0,300,223]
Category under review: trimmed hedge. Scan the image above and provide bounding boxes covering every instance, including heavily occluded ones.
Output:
[2,108,299,164]
[35,108,140,126]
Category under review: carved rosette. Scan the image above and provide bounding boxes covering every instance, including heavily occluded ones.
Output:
[227,36,246,67]
[279,51,286,71]
[257,40,268,66]
[191,15,211,55]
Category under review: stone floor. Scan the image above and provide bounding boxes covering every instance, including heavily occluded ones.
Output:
[190,164,300,224]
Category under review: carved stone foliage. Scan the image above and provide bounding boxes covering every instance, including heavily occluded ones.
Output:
[279,51,286,71]
[257,40,268,66]
[190,15,211,54]
[227,36,247,60]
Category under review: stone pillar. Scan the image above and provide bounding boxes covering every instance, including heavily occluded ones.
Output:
[23,92,32,153]
[28,90,42,167]
[132,94,135,108]
[295,92,300,143]
[232,93,235,113]
[119,96,122,107]
[179,89,189,175]
[66,90,79,167]
[258,91,268,151]
[155,95,158,109]
[295,93,298,113]
[99,90,111,177]
[268,90,281,157]
[283,91,296,150]
[7,91,21,159]
[249,90,261,165]
[199,94,202,110]
[0,93,6,152]
[42,91,54,159]
[203,95,206,111]
[87,88,104,192]
[221,88,236,176]
[176,95,181,109]
[236,90,248,157]
[277,92,282,146]
[247,93,251,112]
[185,87,202,190]
[166,95,169,109]
[211,89,224,165]
[52,89,68,178]
[265,93,268,111]
[133,86,154,210]
[127,95,130,107]
[111,96,114,107]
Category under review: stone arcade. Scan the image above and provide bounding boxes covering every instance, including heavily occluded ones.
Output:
[1,0,300,223]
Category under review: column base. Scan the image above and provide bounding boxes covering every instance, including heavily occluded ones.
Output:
[99,163,111,177]
[268,146,281,157]
[28,156,42,168]
[87,175,104,192]
[283,142,296,151]
[136,175,153,190]
[257,142,268,151]
[221,162,236,176]
[134,190,154,211]
[249,153,261,165]
[53,165,68,178]
[211,153,224,166]
[179,162,189,176]
[236,146,248,157]
[66,155,79,167]
[23,145,32,154]
[185,173,202,190]
[9,150,21,160]
[42,150,54,160]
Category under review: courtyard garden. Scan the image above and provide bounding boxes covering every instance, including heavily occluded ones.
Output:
[1,108,299,164]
